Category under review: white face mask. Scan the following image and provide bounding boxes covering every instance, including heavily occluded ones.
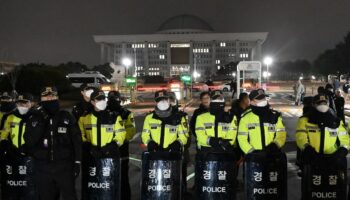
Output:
[17,106,29,115]
[84,90,94,99]
[316,105,329,113]
[157,100,170,111]
[256,100,268,107]
[95,100,107,111]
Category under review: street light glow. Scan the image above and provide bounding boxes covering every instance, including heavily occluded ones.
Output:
[122,58,132,67]
[264,57,273,65]
[232,72,236,77]
[193,71,201,78]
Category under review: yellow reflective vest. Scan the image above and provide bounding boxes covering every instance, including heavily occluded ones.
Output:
[238,109,286,154]
[195,112,237,148]
[79,111,126,147]
[296,116,349,154]
[0,112,27,148]
[120,109,136,141]
[142,112,187,149]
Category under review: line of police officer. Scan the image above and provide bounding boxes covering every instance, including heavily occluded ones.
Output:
[0,84,349,199]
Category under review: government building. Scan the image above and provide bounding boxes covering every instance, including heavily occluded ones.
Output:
[93,15,268,80]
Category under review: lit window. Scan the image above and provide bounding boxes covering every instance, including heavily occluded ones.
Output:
[217,66,220,70]
[216,60,220,64]
[159,55,165,60]
[220,42,226,47]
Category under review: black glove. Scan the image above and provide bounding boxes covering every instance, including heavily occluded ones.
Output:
[266,143,280,154]
[335,147,348,158]
[168,141,182,152]
[303,145,317,163]
[209,137,221,148]
[102,142,120,158]
[147,140,159,152]
[90,146,103,158]
[19,145,27,156]
[220,140,232,151]
[0,140,9,156]
[74,162,81,178]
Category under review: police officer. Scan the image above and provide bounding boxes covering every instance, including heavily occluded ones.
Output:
[195,90,237,152]
[167,91,190,195]
[24,86,82,200]
[72,84,97,120]
[79,90,126,157]
[190,91,210,139]
[296,94,349,164]
[238,89,286,155]
[106,90,135,200]
[0,92,16,129]
[0,93,35,199]
[141,90,187,152]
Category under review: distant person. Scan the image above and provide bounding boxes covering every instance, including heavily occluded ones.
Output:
[343,78,350,101]
[230,80,237,98]
[325,83,337,114]
[294,80,305,105]
[334,89,345,123]
[333,78,340,92]
[317,86,325,94]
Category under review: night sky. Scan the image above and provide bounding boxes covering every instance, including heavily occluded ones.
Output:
[1,0,350,66]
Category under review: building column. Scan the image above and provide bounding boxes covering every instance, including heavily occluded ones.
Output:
[235,40,240,62]
[100,43,106,64]
[167,41,171,78]
[189,41,193,74]
[211,40,216,75]
[107,44,112,63]
[144,42,149,76]
[251,39,263,61]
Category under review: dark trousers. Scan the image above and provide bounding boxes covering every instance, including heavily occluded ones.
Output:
[120,141,131,200]
[34,161,76,200]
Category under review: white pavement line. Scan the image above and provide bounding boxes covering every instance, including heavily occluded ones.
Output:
[129,157,142,162]
[186,172,195,181]
[130,132,141,142]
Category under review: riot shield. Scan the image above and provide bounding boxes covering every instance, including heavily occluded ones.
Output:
[244,151,287,200]
[0,154,37,199]
[141,151,182,200]
[195,152,237,200]
[82,154,121,200]
[302,155,347,200]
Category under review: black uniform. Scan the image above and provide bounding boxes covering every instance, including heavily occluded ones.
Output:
[72,100,93,121]
[335,95,345,123]
[24,106,82,200]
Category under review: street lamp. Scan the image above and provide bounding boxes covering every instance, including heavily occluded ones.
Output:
[263,57,273,83]
[193,71,201,81]
[122,57,132,77]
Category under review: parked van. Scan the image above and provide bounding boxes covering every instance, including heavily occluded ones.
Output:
[66,71,110,88]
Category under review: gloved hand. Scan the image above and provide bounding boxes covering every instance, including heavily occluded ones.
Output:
[220,140,232,151]
[0,140,9,156]
[102,142,120,158]
[90,146,103,158]
[335,147,348,158]
[168,141,182,152]
[266,143,280,154]
[19,145,27,156]
[74,162,81,178]
[303,145,317,163]
[147,140,159,152]
[209,137,221,148]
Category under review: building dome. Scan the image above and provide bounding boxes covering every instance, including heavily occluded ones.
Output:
[157,14,214,34]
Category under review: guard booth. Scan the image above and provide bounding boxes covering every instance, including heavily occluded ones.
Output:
[236,61,262,98]
[245,151,287,200]
[0,155,37,199]
[302,155,347,200]
[141,151,182,200]
[195,152,237,200]
[82,156,121,200]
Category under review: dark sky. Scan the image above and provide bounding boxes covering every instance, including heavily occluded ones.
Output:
[1,0,350,66]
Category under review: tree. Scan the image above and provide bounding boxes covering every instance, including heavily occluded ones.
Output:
[92,63,114,79]
[314,31,350,75]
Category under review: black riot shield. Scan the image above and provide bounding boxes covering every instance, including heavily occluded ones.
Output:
[141,151,182,200]
[82,155,121,200]
[0,154,38,199]
[195,152,237,200]
[245,151,287,200]
[302,155,347,200]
